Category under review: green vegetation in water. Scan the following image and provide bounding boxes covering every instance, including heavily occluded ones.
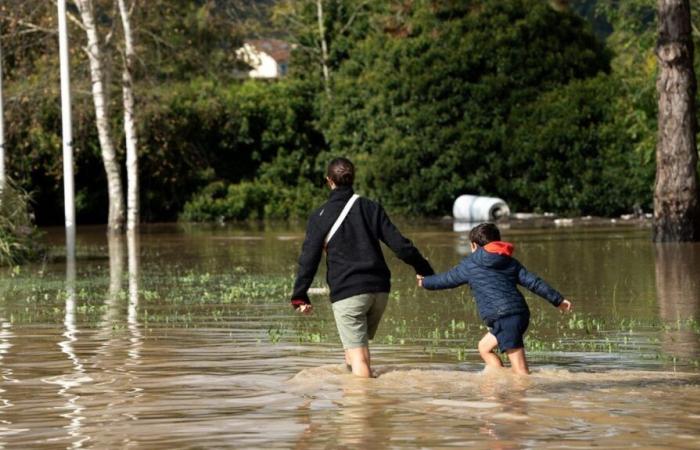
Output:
[3,262,699,369]
[0,181,45,266]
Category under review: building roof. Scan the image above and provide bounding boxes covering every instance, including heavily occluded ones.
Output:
[245,39,291,63]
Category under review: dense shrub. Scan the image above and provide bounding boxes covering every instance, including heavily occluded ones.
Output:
[138,78,326,220]
[503,75,654,216]
[323,0,612,216]
[4,78,326,224]
[180,181,323,222]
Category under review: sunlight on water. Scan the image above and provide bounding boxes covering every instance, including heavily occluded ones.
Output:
[0,223,697,448]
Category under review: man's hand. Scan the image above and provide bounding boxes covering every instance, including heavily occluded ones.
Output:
[558,299,573,313]
[416,274,424,287]
[298,304,314,315]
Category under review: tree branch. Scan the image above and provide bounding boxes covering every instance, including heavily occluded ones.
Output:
[14,19,56,35]
[339,1,370,35]
[66,10,87,32]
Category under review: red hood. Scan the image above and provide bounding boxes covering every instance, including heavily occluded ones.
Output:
[483,241,514,256]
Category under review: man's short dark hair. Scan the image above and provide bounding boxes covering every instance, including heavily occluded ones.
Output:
[326,157,355,186]
[469,223,501,246]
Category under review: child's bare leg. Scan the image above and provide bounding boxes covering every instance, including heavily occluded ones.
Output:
[505,347,529,375]
[345,346,372,377]
[478,333,503,369]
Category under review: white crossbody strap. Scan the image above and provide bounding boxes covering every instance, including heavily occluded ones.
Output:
[324,194,360,246]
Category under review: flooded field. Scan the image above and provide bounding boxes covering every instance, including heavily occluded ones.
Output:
[0,222,699,448]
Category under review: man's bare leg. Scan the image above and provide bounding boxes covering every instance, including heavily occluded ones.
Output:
[505,347,529,375]
[345,346,372,377]
[478,333,504,369]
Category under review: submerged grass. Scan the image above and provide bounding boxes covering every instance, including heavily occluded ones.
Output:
[2,260,699,369]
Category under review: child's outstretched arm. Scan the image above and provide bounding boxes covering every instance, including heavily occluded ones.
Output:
[517,264,570,310]
[419,261,470,291]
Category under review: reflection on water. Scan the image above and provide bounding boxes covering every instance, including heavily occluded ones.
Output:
[0,309,17,446]
[0,224,698,448]
[127,231,142,364]
[49,228,88,448]
[655,243,700,362]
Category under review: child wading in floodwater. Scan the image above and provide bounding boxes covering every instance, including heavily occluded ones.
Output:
[417,223,572,375]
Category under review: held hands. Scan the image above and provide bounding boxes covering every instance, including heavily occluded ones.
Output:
[558,299,573,313]
[416,275,424,288]
[297,304,314,315]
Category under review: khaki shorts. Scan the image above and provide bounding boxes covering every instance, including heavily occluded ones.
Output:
[331,292,389,349]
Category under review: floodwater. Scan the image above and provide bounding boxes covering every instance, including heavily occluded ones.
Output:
[0,222,699,448]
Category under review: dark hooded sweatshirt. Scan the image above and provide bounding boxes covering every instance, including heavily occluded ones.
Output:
[291,186,434,307]
[422,241,563,324]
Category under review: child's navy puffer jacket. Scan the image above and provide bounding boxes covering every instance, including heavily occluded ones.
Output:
[422,242,563,325]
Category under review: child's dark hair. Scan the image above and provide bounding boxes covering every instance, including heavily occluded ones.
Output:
[326,157,355,186]
[469,223,501,246]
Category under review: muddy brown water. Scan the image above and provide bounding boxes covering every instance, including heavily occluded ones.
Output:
[0,222,699,448]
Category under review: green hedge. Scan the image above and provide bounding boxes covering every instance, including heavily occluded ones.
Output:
[322,0,616,216]
[503,74,654,215]
[180,181,323,221]
[4,78,326,224]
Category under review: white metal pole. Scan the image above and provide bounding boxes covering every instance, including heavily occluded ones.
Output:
[58,0,76,254]
[0,22,6,193]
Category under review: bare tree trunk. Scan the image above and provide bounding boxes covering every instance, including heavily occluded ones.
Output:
[315,0,331,97]
[654,0,700,242]
[75,0,125,233]
[118,0,139,231]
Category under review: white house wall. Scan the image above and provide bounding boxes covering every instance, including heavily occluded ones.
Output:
[236,44,280,79]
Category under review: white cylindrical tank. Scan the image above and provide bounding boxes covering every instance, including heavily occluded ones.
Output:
[453,195,510,222]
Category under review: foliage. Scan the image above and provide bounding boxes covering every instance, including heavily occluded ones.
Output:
[1,0,292,224]
[180,180,323,221]
[503,75,654,215]
[2,0,691,223]
[0,181,45,266]
[272,0,379,88]
[323,0,613,215]
[3,76,326,223]
[139,78,326,220]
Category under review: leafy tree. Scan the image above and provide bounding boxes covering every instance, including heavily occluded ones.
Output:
[504,75,653,216]
[140,78,326,220]
[324,0,610,215]
[0,0,279,224]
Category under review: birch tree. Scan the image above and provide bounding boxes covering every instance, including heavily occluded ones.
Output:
[74,0,125,233]
[118,0,139,231]
[273,0,371,97]
[315,0,331,97]
[654,0,700,241]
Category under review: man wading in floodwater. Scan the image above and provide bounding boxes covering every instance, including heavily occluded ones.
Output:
[291,158,434,377]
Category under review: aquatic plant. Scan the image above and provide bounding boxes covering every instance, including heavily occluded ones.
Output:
[0,180,45,266]
[2,257,698,371]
